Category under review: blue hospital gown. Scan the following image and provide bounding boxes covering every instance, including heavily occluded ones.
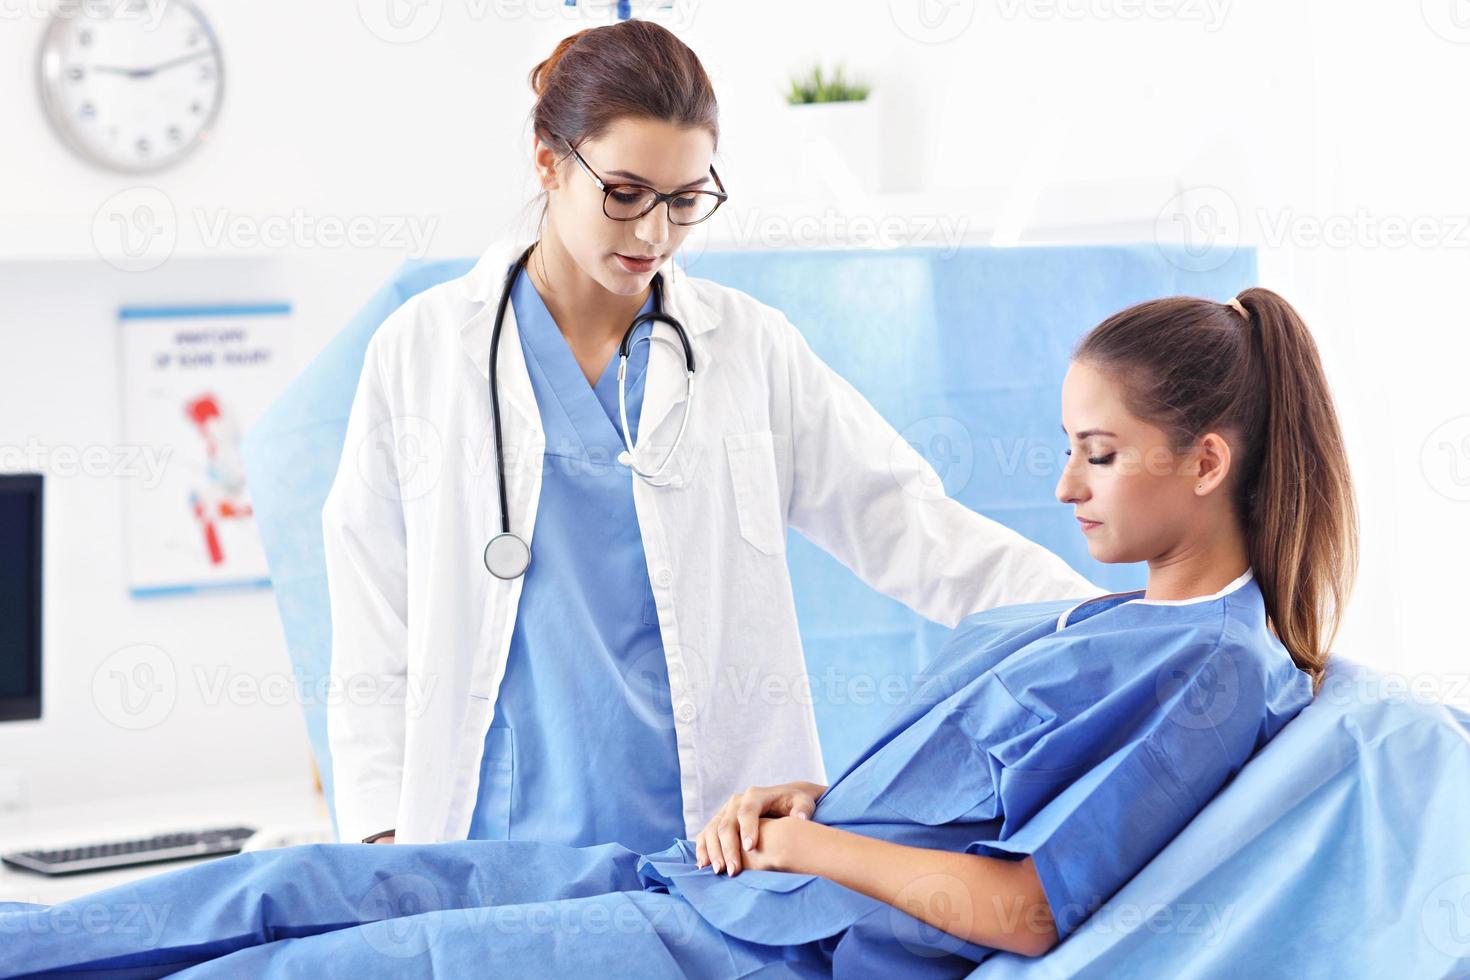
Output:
[0,570,1311,978]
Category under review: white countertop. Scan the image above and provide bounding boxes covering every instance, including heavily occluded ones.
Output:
[0,777,331,905]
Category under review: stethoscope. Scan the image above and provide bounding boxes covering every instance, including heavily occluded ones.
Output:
[482,243,697,580]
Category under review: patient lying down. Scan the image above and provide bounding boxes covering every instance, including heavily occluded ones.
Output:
[1,288,1357,978]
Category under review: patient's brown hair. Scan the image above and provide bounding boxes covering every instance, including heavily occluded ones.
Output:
[1074,288,1359,694]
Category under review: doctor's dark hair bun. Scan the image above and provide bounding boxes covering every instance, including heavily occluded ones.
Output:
[528,20,719,149]
[1074,288,1358,695]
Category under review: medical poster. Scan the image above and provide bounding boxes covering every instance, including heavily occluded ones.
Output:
[118,303,293,597]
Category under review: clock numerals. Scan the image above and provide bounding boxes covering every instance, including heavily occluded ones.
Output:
[40,2,223,173]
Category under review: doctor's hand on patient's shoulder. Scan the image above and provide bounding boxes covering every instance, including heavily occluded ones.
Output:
[695,781,826,876]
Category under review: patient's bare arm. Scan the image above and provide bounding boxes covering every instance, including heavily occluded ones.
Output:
[742,817,1058,958]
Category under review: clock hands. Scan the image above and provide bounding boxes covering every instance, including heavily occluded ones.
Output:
[88,49,213,80]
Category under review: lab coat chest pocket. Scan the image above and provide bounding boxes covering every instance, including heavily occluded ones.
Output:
[724,431,787,556]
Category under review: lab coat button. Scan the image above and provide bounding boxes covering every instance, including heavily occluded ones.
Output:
[655,569,673,588]
[675,701,695,722]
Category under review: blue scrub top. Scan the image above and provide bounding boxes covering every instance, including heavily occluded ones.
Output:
[467,266,685,853]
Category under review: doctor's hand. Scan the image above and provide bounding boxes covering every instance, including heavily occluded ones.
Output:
[695,781,826,876]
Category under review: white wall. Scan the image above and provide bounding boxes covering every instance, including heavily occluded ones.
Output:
[2,0,1467,812]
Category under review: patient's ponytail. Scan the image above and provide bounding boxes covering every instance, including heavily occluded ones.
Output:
[1234,289,1357,692]
[1075,289,1358,693]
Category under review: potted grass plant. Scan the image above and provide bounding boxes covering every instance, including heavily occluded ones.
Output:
[786,63,881,193]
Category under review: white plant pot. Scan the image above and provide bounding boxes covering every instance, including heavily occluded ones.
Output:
[788,96,883,196]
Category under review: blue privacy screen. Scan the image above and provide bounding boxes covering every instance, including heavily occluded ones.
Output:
[241,243,1256,812]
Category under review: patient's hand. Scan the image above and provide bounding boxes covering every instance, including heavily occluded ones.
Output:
[695,781,826,876]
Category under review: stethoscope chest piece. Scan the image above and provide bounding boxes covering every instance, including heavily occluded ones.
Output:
[484,531,531,580]
[482,243,695,579]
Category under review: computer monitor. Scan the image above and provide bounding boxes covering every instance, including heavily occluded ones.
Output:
[0,473,42,722]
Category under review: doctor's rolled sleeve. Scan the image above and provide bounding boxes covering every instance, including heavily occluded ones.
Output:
[321,332,409,844]
[774,313,1102,627]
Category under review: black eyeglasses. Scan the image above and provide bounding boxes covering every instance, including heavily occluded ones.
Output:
[558,137,728,226]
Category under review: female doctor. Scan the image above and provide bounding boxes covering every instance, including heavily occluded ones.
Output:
[321,20,1097,851]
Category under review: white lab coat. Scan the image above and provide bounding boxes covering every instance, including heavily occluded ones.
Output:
[322,238,1100,845]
